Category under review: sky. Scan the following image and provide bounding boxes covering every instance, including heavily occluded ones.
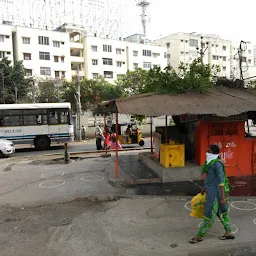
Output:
[1,0,256,43]
[122,0,256,43]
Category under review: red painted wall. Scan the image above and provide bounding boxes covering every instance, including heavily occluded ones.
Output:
[195,120,254,177]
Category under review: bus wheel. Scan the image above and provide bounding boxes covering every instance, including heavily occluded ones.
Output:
[139,140,145,147]
[34,136,51,151]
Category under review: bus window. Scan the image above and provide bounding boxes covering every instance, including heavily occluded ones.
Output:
[2,110,23,126]
[49,110,58,125]
[23,109,42,125]
[59,110,69,124]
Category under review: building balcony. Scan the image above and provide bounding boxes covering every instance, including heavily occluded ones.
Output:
[71,70,85,77]
[70,42,84,49]
[70,56,84,63]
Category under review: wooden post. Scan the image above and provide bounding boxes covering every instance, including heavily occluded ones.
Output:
[150,116,153,154]
[165,115,168,144]
[64,142,70,164]
[115,110,119,177]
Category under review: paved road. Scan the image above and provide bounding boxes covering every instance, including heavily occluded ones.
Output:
[13,138,151,158]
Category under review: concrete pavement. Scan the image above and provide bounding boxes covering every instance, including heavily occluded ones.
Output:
[1,152,256,255]
[1,197,256,256]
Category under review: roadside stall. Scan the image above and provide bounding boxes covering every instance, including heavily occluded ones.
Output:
[95,86,256,179]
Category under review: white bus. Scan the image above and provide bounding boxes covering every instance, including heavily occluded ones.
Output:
[0,103,74,150]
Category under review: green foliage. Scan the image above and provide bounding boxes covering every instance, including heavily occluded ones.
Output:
[61,76,123,112]
[116,58,220,96]
[0,58,33,104]
[36,79,61,103]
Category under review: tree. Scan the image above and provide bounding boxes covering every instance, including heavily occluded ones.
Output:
[0,57,33,104]
[61,77,123,112]
[117,59,220,96]
[35,79,61,103]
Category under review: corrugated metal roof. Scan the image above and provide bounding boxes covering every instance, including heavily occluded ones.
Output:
[98,86,256,117]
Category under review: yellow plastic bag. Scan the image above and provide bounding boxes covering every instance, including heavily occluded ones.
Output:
[190,193,206,218]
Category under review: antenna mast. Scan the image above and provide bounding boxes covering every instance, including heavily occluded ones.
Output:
[136,0,150,37]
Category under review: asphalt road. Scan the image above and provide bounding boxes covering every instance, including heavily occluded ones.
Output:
[14,138,151,158]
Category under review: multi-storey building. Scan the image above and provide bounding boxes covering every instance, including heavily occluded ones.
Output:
[153,32,233,78]
[84,35,167,82]
[0,23,14,62]
[12,26,72,80]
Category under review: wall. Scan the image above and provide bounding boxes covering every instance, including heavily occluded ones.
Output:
[78,111,172,138]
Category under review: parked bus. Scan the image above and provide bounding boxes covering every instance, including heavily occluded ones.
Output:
[0,103,74,150]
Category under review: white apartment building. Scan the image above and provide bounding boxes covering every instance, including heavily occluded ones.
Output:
[0,24,14,62]
[84,35,168,82]
[153,32,233,78]
[12,26,72,80]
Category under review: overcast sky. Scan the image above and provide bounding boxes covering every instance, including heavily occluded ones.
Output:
[122,0,256,43]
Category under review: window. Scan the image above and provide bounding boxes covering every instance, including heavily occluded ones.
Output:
[166,42,170,48]
[215,45,218,48]
[223,56,227,61]
[104,71,113,79]
[181,40,184,43]
[212,55,219,60]
[25,69,32,76]
[2,110,23,126]
[153,64,160,68]
[0,51,5,58]
[223,66,226,71]
[23,53,31,60]
[133,63,139,69]
[91,45,97,52]
[223,46,227,51]
[181,51,184,54]
[133,51,138,57]
[59,111,69,124]
[248,59,252,64]
[53,41,60,48]
[39,52,50,60]
[142,50,151,57]
[92,73,99,79]
[55,71,60,78]
[61,71,65,78]
[116,48,122,55]
[167,53,170,58]
[54,56,59,62]
[103,58,113,65]
[0,35,4,42]
[153,53,160,58]
[117,74,123,79]
[143,62,152,69]
[103,44,112,52]
[38,36,49,45]
[40,67,51,76]
[49,111,58,125]
[116,61,122,67]
[248,50,252,54]
[61,56,65,63]
[22,37,30,44]
[164,52,167,58]
[92,59,98,65]
[189,39,198,47]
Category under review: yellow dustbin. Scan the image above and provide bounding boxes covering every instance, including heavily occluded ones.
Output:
[160,144,185,168]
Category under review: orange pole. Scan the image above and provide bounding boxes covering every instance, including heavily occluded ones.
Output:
[115,110,119,177]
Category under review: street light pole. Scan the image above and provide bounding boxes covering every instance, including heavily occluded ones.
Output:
[196,36,209,64]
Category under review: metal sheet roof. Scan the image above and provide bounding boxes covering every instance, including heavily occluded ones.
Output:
[98,86,256,117]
